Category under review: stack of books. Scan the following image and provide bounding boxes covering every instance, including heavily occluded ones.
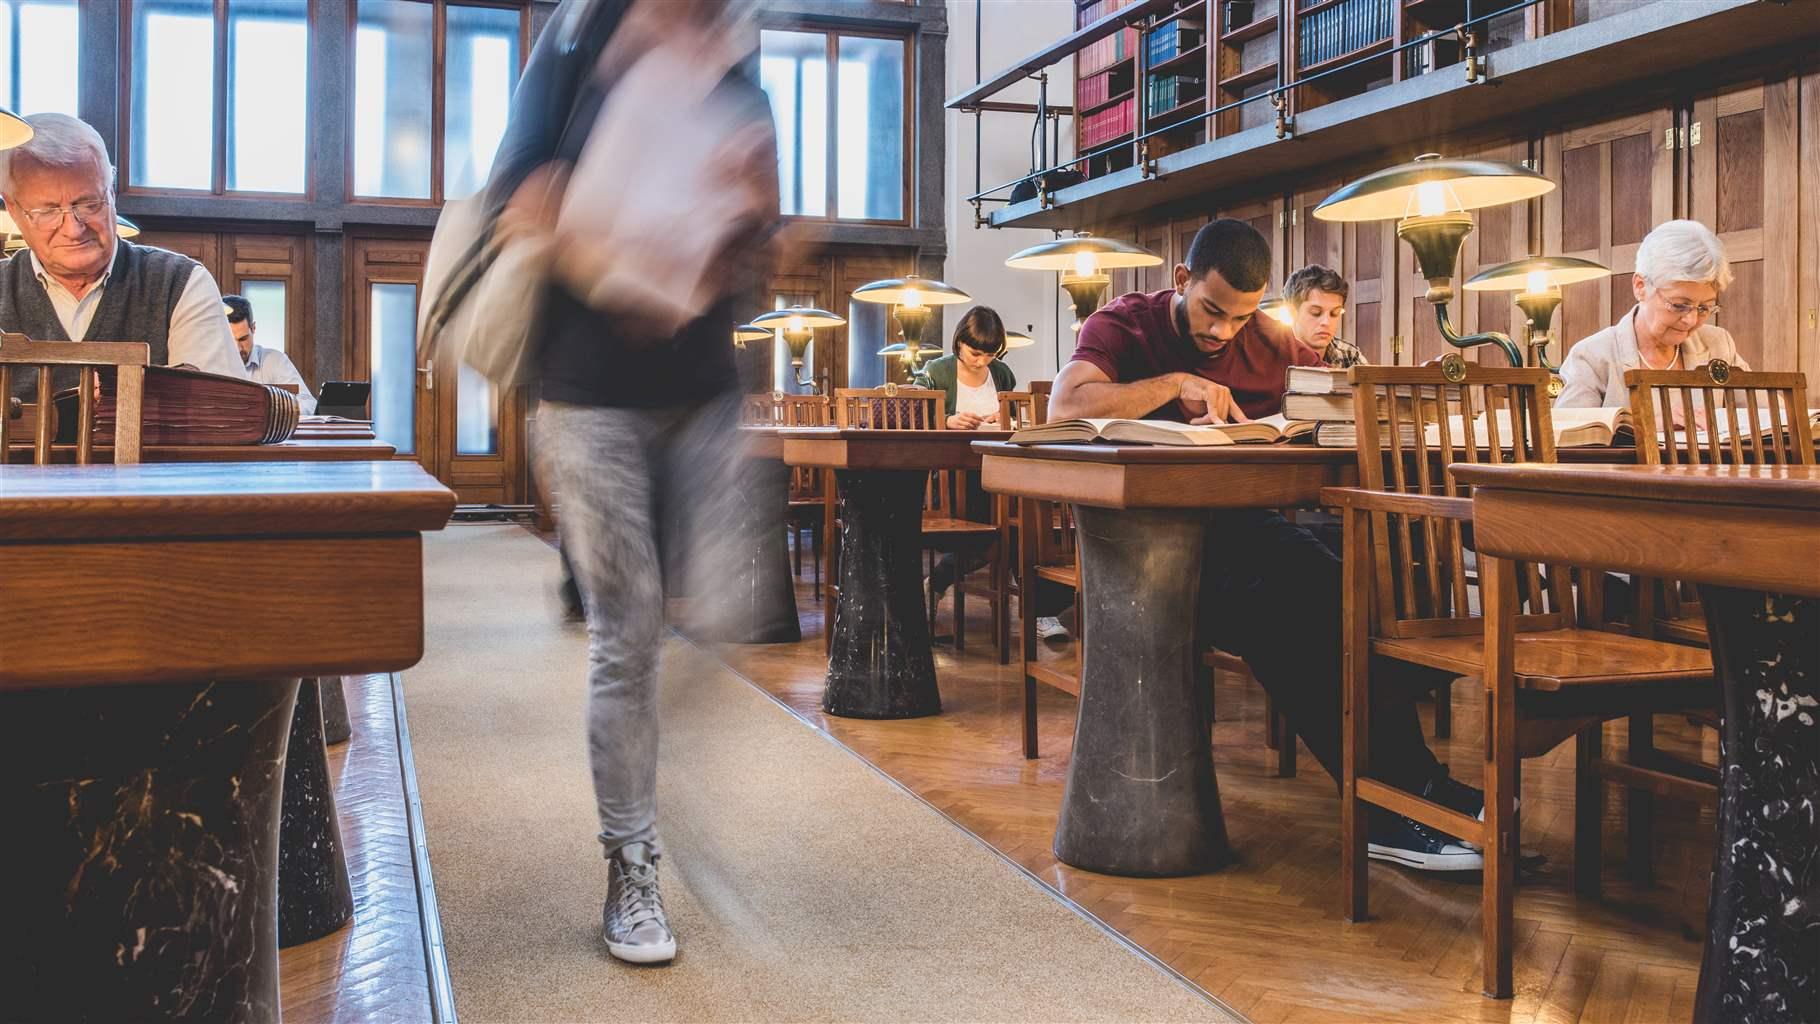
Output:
[1147,17,1202,65]
[1147,73,1206,117]
[1297,0,1394,70]
[1082,101,1136,146]
[1281,366,1368,447]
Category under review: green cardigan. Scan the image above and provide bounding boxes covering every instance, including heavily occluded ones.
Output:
[915,355,1018,416]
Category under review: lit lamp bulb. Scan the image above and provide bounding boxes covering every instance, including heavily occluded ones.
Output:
[751,305,846,392]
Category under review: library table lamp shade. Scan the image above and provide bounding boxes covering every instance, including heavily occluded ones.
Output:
[1464,255,1609,373]
[1315,154,1555,367]
[732,323,771,350]
[115,215,142,239]
[0,106,29,151]
[1004,329,1035,349]
[752,306,845,392]
[1005,233,1163,329]
[851,276,971,355]
[876,340,944,369]
[1258,298,1293,327]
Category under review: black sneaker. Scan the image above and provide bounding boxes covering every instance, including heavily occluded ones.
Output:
[1424,769,1519,823]
[1367,810,1484,872]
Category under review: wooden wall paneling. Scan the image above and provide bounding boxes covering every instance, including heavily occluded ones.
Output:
[1457,140,1535,359]
[136,231,224,285]
[1215,195,1286,294]
[1172,212,1211,276]
[1138,219,1172,294]
[1540,106,1676,365]
[1289,182,1343,275]
[1802,65,1820,408]
[1344,217,1399,364]
[1689,78,1799,377]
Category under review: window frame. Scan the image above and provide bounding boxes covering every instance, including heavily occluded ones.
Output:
[760,20,915,228]
[118,0,319,200]
[344,0,531,208]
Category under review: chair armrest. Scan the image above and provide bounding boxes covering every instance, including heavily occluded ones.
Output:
[1319,487,1474,521]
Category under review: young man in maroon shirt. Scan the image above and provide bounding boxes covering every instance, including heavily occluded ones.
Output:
[1050,219,1485,872]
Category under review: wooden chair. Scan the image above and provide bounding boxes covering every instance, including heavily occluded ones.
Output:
[1325,363,1715,998]
[1028,379,1053,426]
[1,335,151,464]
[1594,365,1814,885]
[1017,493,1082,758]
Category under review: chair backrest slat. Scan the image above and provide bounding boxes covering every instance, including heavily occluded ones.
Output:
[1624,366,1812,467]
[833,386,942,430]
[997,391,1036,430]
[1,334,152,466]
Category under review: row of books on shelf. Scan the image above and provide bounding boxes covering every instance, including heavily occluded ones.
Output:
[1147,73,1206,117]
[1077,0,1140,74]
[1148,18,1203,64]
[1081,99,1136,147]
[1297,0,1394,70]
[1078,67,1125,110]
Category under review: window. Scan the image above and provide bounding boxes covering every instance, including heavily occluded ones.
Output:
[239,279,289,359]
[127,0,309,194]
[354,0,523,202]
[0,0,78,116]
[760,28,909,223]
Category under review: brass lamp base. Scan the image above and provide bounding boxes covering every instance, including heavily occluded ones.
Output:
[1061,272,1111,326]
[893,304,932,348]
[1397,212,1475,305]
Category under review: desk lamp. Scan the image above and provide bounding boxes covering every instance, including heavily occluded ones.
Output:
[1004,328,1035,350]
[1005,233,1163,331]
[732,322,771,350]
[1314,154,1555,367]
[752,306,845,393]
[851,276,971,363]
[1463,256,1609,382]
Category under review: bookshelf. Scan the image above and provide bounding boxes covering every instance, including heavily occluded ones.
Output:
[1075,0,1142,178]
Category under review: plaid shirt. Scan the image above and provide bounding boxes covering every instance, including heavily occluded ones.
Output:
[1322,336,1367,369]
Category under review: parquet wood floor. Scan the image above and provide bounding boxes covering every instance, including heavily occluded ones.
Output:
[279,675,438,1024]
[709,568,1714,1024]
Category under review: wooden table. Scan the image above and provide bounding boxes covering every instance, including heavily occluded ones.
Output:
[7,437,397,463]
[1456,463,1819,1024]
[779,428,1009,718]
[0,460,455,1023]
[977,442,1357,876]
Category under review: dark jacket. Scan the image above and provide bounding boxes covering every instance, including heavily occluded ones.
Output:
[915,355,1017,416]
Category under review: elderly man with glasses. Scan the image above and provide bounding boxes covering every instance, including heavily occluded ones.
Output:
[0,112,245,400]
[1555,218,1746,408]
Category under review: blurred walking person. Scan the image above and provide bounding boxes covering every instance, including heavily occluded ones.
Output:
[483,0,780,964]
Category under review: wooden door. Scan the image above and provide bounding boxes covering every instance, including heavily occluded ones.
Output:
[135,230,312,379]
[1540,106,1677,365]
[1215,195,1287,296]
[1137,218,1172,294]
[1688,77,1800,376]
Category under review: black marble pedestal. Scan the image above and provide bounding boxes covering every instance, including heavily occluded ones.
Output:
[824,469,941,718]
[694,456,802,644]
[1693,587,1819,1024]
[278,678,354,948]
[0,678,300,1023]
[1054,505,1230,877]
[319,675,352,745]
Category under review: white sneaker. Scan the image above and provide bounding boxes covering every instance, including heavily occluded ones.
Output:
[1035,616,1070,640]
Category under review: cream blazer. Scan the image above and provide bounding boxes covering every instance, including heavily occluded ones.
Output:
[1555,305,1748,408]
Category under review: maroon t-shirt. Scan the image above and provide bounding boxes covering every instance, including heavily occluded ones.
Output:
[1070,289,1324,420]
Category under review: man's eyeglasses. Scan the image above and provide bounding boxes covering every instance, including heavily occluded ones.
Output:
[1655,292,1721,320]
[16,198,110,231]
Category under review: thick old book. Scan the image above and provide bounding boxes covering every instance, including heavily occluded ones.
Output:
[1285,365,1351,395]
[1010,413,1314,447]
[52,364,300,446]
[1282,391,1357,421]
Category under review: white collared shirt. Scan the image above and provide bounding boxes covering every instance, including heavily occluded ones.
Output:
[245,344,317,415]
[27,246,249,380]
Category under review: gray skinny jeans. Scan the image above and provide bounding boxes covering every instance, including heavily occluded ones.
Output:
[535,394,758,859]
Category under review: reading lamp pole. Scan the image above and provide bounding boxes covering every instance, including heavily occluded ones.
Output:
[1313,154,1558,369]
[751,306,846,394]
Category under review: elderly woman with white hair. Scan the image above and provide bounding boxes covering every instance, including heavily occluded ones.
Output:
[1555,219,1747,408]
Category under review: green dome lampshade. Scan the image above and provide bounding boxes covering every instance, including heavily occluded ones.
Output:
[732,322,771,350]
[752,305,845,364]
[852,276,970,348]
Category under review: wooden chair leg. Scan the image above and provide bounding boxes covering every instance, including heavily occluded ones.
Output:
[1022,675,1038,759]
[1341,508,1371,923]
[954,563,968,651]
[1574,723,1604,898]
[792,523,803,577]
[1264,689,1280,750]
[1481,555,1518,999]
[1626,712,1657,884]
[1275,712,1296,778]
[811,523,822,601]
[1433,677,1453,738]
[1019,499,1041,760]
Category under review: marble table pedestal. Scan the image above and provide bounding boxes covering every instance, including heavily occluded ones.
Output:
[278,677,354,948]
[1054,505,1231,877]
[694,456,801,645]
[0,678,301,1023]
[1693,587,1819,1024]
[319,675,352,745]
[824,469,942,718]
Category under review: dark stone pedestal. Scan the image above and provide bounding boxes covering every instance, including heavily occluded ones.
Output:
[0,678,300,1023]
[278,678,354,948]
[319,675,352,745]
[1694,587,1819,1024]
[1054,506,1230,877]
[824,469,941,718]
[694,456,802,645]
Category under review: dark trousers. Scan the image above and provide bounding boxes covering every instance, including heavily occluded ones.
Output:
[1200,510,1445,793]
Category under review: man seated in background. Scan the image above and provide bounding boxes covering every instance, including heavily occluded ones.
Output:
[0,113,245,398]
[1048,218,1485,872]
[224,294,316,414]
[1283,263,1363,369]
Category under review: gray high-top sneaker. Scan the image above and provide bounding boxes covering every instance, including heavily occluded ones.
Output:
[603,842,675,964]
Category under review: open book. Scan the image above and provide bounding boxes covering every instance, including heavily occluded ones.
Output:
[1010,413,1314,447]
[1424,408,1632,449]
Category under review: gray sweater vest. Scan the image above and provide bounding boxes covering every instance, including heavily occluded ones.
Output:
[2,239,195,398]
